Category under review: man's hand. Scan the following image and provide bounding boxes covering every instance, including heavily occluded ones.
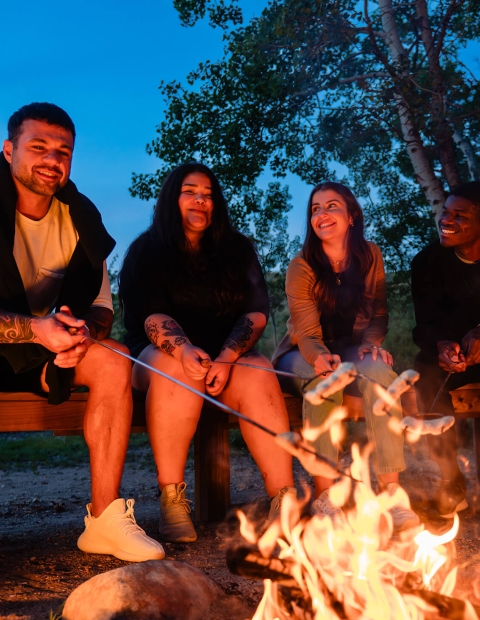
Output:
[314,352,342,376]
[205,362,231,397]
[437,340,466,372]
[32,306,86,354]
[358,342,393,366]
[461,327,480,366]
[181,344,211,381]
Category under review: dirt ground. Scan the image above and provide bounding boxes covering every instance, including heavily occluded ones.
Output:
[2,425,480,620]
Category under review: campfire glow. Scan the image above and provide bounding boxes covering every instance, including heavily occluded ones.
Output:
[238,441,463,619]
[235,397,471,620]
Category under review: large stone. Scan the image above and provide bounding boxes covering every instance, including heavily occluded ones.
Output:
[62,560,220,620]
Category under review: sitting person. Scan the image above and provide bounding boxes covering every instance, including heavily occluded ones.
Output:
[273,181,419,530]
[0,102,164,562]
[119,162,295,543]
[412,181,480,518]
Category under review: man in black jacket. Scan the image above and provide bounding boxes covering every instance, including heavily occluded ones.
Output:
[412,181,480,518]
[0,102,164,562]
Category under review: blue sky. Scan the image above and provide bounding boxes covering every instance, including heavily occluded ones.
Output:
[1,1,478,266]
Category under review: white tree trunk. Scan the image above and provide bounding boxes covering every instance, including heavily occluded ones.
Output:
[452,128,480,181]
[377,0,446,217]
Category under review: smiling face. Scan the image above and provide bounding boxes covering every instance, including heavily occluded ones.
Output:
[438,195,480,256]
[310,189,353,245]
[3,119,73,197]
[178,171,214,247]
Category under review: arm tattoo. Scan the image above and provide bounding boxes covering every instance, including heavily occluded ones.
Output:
[0,313,35,343]
[83,307,113,341]
[145,318,189,357]
[222,316,254,354]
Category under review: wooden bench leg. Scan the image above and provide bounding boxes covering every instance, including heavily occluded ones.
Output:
[194,408,230,522]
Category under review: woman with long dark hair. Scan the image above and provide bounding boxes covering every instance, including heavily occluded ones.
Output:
[119,163,295,543]
[273,182,419,530]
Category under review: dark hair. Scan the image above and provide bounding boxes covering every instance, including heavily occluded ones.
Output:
[449,181,480,214]
[303,181,373,315]
[7,102,76,145]
[126,162,255,313]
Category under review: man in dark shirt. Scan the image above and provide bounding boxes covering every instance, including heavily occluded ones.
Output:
[412,181,480,517]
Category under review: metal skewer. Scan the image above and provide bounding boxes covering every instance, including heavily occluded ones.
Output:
[428,370,453,413]
[81,334,354,480]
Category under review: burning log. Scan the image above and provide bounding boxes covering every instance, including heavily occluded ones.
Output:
[227,546,480,620]
[304,362,357,405]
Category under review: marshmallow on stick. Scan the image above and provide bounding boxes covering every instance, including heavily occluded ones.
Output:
[373,369,420,417]
[304,362,357,405]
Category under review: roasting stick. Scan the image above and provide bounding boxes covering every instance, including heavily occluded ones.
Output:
[77,333,353,480]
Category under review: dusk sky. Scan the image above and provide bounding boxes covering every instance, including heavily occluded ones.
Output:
[0,0,310,267]
[1,1,478,266]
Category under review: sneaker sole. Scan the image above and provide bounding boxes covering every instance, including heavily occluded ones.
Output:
[437,498,468,519]
[159,532,197,543]
[77,535,165,562]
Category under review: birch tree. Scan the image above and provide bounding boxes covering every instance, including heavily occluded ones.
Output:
[132,0,480,269]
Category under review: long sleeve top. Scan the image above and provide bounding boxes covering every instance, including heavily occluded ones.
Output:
[412,240,480,352]
[272,242,388,367]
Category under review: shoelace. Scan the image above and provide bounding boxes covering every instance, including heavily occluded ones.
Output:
[110,499,147,536]
[172,483,193,514]
[272,487,289,512]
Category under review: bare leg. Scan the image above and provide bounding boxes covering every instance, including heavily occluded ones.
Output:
[70,339,132,517]
[132,344,204,489]
[217,352,294,497]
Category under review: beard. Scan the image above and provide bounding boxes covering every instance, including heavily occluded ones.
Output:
[10,157,66,196]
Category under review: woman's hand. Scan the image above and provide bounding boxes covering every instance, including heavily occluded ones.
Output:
[314,352,342,376]
[181,344,211,381]
[205,362,231,396]
[358,342,393,366]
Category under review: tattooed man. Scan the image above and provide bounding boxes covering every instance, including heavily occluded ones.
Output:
[0,103,164,562]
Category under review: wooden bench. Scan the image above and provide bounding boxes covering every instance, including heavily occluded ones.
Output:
[0,385,479,522]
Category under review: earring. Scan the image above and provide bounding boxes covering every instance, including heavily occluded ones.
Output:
[350,222,354,227]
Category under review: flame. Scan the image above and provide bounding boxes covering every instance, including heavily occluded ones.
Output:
[241,441,465,620]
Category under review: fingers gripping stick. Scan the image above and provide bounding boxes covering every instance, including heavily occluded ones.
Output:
[372,369,420,417]
[303,362,357,405]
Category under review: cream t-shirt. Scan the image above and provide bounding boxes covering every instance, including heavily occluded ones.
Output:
[13,197,113,317]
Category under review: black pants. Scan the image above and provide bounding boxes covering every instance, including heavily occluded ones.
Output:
[414,350,480,480]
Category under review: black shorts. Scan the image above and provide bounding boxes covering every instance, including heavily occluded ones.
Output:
[0,355,47,396]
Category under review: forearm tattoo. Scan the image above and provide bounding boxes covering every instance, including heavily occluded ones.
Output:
[222,316,254,354]
[0,313,35,343]
[145,318,188,357]
[83,307,113,340]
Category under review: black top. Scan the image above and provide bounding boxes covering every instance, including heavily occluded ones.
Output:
[412,240,480,352]
[119,232,270,358]
[320,267,358,343]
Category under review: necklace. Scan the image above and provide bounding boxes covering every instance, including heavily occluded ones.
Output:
[334,272,341,286]
[328,256,346,286]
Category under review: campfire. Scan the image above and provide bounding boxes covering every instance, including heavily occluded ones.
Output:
[228,367,478,620]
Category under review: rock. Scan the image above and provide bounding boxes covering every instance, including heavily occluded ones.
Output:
[62,560,220,620]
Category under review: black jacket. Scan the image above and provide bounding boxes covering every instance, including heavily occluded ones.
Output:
[0,152,115,403]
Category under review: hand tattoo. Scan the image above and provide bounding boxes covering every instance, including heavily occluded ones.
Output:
[222,316,254,353]
[0,313,34,343]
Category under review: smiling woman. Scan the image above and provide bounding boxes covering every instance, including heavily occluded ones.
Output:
[119,162,295,546]
[272,181,420,531]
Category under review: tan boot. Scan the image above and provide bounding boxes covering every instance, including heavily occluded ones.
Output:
[159,482,197,543]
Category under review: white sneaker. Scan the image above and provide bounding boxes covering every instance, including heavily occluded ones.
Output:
[77,498,165,562]
[386,483,421,532]
[311,489,347,526]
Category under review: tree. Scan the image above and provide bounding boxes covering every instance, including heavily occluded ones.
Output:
[131,0,480,270]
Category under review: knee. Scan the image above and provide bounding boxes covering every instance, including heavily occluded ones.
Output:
[88,339,132,381]
[357,355,395,379]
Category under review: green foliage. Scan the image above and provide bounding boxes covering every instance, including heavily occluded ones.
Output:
[107,255,126,342]
[132,0,480,268]
[173,0,242,29]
